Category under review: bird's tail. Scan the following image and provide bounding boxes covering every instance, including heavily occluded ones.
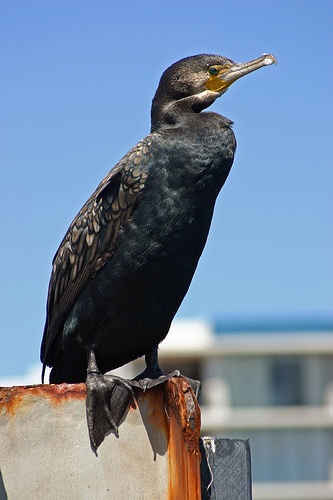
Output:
[41,363,46,384]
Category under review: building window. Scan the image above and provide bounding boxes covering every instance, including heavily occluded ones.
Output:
[270,357,304,405]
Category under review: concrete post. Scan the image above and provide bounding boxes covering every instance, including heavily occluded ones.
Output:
[0,377,201,499]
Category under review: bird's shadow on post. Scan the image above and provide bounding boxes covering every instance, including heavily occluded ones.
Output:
[0,468,8,500]
[134,386,169,461]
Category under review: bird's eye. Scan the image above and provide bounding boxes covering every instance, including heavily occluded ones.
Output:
[209,66,219,76]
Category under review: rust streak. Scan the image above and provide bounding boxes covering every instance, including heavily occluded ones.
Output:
[0,383,86,418]
[166,377,201,500]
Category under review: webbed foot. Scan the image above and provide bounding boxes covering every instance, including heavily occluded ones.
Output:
[86,349,133,454]
[132,369,181,391]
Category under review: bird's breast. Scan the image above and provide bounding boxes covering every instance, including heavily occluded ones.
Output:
[71,117,236,358]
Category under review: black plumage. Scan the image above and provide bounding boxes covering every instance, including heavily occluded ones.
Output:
[40,53,276,451]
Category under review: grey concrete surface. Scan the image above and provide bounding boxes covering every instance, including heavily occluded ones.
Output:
[0,383,171,500]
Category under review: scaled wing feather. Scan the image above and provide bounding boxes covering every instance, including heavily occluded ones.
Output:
[41,138,151,367]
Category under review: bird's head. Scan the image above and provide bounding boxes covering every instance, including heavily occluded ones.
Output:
[151,53,276,131]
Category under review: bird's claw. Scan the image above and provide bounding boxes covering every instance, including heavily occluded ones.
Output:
[86,371,133,454]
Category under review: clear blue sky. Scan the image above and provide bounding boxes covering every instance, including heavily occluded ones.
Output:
[1,0,332,377]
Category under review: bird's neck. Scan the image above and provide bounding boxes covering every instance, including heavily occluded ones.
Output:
[150,90,219,132]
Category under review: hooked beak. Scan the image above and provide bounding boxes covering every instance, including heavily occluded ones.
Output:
[204,54,277,93]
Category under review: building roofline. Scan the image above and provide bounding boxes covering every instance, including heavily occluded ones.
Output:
[213,315,333,334]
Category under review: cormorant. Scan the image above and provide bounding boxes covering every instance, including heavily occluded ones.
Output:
[41,53,276,452]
